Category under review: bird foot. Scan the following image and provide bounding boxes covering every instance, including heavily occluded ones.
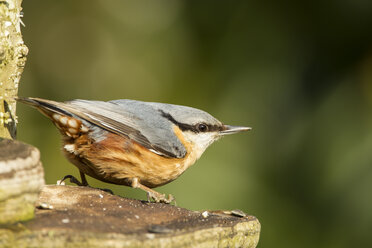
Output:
[57,175,114,194]
[131,177,175,204]
[57,174,86,186]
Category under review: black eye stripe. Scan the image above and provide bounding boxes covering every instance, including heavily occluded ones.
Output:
[160,111,195,132]
[203,124,224,132]
[160,110,224,133]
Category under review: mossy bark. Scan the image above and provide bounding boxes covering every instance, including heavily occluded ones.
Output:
[0,139,45,225]
[0,0,28,139]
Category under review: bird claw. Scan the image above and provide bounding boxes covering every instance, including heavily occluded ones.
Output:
[57,175,113,194]
[57,175,85,186]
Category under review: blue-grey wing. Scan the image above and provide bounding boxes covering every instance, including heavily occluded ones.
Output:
[66,99,187,158]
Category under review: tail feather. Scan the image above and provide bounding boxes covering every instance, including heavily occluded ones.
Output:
[16,97,73,117]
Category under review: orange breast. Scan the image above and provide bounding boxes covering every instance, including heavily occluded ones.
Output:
[71,126,197,188]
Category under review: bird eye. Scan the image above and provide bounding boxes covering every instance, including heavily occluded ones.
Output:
[197,123,208,132]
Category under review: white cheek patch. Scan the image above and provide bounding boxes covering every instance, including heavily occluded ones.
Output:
[182,131,218,159]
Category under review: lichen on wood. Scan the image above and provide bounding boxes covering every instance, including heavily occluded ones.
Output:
[0,185,260,248]
[0,0,28,139]
[0,139,45,225]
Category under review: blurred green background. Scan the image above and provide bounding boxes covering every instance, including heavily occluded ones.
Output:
[16,0,372,247]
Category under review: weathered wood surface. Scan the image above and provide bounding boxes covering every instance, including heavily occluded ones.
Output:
[0,139,260,247]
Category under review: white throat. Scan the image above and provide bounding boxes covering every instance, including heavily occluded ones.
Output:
[182,131,219,159]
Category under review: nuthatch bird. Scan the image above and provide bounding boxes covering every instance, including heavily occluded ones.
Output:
[18,97,251,203]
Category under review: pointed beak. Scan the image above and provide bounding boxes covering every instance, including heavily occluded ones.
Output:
[219,125,252,135]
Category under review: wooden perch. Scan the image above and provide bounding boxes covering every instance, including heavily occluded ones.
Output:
[0,139,260,247]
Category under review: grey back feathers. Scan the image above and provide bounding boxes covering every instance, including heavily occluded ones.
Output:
[68,99,222,158]
[20,97,223,159]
